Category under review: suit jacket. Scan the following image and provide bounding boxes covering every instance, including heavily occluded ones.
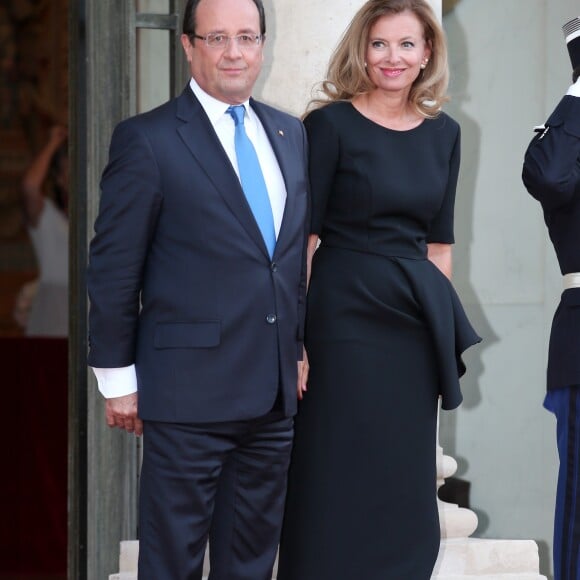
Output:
[522,95,580,390]
[87,85,309,422]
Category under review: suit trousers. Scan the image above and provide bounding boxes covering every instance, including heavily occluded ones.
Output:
[544,386,580,580]
[137,411,293,580]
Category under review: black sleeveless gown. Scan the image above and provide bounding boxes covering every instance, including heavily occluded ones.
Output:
[277,102,480,580]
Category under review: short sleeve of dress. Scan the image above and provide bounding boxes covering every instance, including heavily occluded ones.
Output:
[426,122,460,244]
[303,106,340,235]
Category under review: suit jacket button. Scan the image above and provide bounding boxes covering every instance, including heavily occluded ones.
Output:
[266,314,277,324]
[270,262,278,272]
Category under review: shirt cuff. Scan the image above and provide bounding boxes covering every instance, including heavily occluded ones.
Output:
[567,78,580,97]
[91,365,138,398]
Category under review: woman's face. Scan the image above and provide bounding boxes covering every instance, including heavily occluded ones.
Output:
[365,10,431,97]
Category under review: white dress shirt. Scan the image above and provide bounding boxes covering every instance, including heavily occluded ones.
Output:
[92,78,288,398]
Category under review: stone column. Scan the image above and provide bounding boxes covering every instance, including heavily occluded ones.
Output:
[257,0,443,116]
[434,402,546,579]
[256,0,365,115]
[256,2,548,578]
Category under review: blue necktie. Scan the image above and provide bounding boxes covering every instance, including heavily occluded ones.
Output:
[227,105,276,257]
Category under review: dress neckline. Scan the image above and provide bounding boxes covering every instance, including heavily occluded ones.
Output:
[347,101,427,134]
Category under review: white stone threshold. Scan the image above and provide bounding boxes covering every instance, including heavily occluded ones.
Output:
[110,537,547,580]
[433,537,546,579]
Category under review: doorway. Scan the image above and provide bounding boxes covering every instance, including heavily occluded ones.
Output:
[67,2,186,578]
[0,1,69,579]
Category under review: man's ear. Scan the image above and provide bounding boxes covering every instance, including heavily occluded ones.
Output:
[181,33,194,63]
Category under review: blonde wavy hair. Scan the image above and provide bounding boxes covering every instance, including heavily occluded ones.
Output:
[309,0,449,118]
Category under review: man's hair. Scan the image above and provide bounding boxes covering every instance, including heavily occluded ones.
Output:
[182,0,266,37]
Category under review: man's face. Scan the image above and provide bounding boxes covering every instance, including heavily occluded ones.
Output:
[181,0,264,104]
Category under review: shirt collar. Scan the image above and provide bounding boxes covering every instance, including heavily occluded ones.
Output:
[189,77,252,125]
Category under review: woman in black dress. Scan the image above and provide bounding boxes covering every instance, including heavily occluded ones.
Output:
[278,1,480,578]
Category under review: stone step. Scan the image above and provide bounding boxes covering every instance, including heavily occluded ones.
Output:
[110,576,209,580]
[112,572,547,579]
[433,538,546,577]
[110,538,547,580]
[434,576,546,580]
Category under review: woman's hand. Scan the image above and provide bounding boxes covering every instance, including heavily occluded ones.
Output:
[297,348,310,400]
[427,243,452,280]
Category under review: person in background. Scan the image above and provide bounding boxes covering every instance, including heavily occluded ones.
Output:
[19,124,68,337]
[277,1,480,578]
[86,0,309,578]
[522,16,580,580]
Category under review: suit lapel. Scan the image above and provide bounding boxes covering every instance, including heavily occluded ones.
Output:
[176,87,269,256]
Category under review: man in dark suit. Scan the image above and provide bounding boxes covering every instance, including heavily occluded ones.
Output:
[87,0,309,577]
[522,16,580,580]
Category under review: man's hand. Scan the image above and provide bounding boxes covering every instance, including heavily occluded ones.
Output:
[105,392,143,436]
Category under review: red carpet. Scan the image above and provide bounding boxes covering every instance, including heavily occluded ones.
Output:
[0,338,68,576]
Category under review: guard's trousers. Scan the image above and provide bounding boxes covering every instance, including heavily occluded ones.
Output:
[545,386,580,580]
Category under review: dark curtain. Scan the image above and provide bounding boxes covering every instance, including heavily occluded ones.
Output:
[0,337,67,575]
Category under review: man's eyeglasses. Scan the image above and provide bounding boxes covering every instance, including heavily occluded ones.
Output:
[191,33,263,49]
